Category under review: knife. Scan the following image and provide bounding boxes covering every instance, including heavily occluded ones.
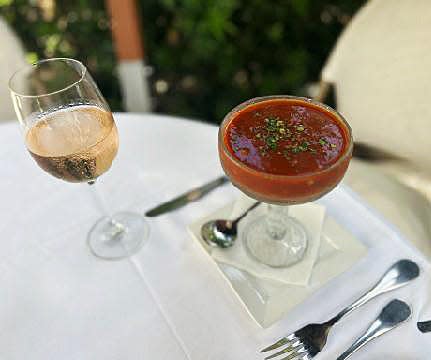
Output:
[417,321,431,333]
[145,176,229,217]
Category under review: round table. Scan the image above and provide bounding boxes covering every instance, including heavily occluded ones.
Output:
[0,113,429,359]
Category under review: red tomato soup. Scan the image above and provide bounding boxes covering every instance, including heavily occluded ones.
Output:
[219,98,352,204]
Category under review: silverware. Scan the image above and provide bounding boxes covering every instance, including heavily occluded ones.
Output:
[145,176,228,217]
[261,259,419,359]
[337,299,411,359]
[201,202,260,248]
[417,320,431,333]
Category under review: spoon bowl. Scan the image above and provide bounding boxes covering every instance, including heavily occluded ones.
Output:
[201,220,236,248]
[201,202,260,248]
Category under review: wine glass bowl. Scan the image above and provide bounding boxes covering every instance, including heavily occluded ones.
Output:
[9,58,119,184]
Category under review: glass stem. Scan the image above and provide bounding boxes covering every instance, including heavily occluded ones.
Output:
[88,181,125,233]
[265,204,288,240]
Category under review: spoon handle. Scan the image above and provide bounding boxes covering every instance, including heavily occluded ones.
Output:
[336,324,382,360]
[232,202,260,225]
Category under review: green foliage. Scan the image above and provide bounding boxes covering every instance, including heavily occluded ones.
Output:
[143,0,365,122]
[1,0,122,110]
[1,0,365,123]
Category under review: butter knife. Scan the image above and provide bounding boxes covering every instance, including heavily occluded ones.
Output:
[145,176,229,217]
[417,320,431,333]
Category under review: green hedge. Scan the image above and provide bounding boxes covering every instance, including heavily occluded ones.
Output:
[1,0,364,123]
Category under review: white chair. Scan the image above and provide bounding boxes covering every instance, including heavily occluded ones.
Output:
[320,0,431,258]
[0,16,26,122]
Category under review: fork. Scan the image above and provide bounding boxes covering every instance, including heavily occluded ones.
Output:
[261,259,419,359]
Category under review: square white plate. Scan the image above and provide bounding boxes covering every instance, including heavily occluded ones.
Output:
[188,201,367,327]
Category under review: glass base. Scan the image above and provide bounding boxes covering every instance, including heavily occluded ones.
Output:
[243,215,308,268]
[87,211,150,260]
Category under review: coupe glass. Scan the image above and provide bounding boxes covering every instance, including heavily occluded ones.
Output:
[219,95,352,268]
[9,58,149,260]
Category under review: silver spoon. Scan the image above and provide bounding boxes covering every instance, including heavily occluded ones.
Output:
[337,299,411,359]
[201,202,260,248]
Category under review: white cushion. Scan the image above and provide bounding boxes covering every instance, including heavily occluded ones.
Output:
[345,160,431,258]
[0,16,26,122]
[322,0,431,176]
[322,0,431,257]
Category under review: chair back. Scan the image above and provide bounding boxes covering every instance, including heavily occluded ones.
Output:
[322,0,431,175]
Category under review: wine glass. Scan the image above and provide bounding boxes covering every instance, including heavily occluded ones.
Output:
[9,58,149,260]
[219,95,353,268]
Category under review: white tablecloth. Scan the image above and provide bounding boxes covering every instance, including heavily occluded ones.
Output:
[1,113,430,359]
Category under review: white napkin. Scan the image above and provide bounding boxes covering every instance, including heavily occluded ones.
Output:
[211,200,325,286]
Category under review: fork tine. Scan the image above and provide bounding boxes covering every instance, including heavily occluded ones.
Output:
[279,354,303,360]
[261,338,289,353]
[279,347,308,360]
[261,334,295,352]
[263,341,302,360]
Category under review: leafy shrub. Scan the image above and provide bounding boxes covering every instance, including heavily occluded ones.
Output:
[1,0,364,123]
